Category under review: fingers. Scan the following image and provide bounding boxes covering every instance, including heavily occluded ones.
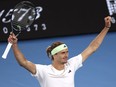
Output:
[105,16,111,22]
[8,32,18,44]
[104,16,112,28]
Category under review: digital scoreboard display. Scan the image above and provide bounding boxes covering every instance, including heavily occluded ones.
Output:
[0,0,116,42]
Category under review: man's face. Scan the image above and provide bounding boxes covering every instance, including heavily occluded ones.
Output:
[54,49,69,64]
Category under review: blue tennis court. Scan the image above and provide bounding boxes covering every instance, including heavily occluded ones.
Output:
[0,32,116,87]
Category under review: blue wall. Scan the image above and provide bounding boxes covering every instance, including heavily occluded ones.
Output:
[0,32,116,87]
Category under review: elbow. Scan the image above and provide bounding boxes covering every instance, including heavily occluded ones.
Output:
[17,59,27,67]
[92,46,98,52]
[14,55,27,67]
[19,62,25,67]
[18,61,26,67]
[90,42,100,52]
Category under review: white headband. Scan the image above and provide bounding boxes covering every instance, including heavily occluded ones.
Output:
[51,44,68,55]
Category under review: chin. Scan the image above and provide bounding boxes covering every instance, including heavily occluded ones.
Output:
[63,61,67,64]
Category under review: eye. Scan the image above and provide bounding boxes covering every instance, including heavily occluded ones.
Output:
[61,51,68,54]
[61,52,65,54]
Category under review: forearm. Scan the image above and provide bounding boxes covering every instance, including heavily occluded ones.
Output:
[12,43,36,74]
[81,16,111,62]
[12,43,27,66]
[82,27,110,62]
[89,27,110,51]
[9,32,36,74]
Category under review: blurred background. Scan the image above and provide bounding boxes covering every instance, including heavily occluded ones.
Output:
[0,0,116,87]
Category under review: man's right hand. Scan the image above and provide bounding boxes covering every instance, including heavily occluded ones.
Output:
[8,32,18,45]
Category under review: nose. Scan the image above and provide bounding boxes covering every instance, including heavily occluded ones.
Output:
[64,52,68,58]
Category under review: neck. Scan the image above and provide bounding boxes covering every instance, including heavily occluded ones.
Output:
[52,62,65,70]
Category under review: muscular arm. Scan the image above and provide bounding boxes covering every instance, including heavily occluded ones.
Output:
[81,16,111,62]
[9,33,36,74]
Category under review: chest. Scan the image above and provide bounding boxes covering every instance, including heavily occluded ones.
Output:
[42,65,75,85]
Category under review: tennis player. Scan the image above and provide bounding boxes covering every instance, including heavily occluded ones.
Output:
[8,16,111,87]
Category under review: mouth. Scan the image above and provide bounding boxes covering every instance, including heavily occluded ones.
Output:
[62,57,68,62]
